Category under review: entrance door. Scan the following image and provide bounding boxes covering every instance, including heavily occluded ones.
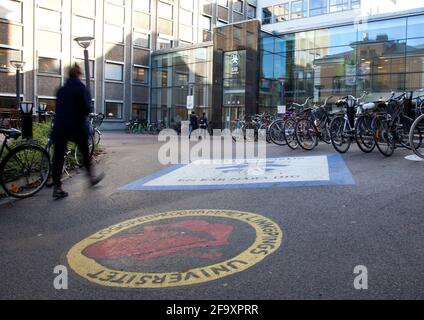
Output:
[223,107,245,130]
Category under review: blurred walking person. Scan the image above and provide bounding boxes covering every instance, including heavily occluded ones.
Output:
[51,64,104,199]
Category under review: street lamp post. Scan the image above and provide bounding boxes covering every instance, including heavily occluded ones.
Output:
[19,101,33,139]
[73,36,94,94]
[10,60,25,110]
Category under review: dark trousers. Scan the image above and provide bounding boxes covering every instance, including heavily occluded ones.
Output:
[52,134,92,187]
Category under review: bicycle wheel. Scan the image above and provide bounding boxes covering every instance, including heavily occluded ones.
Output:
[410,113,424,159]
[74,134,95,167]
[94,129,101,145]
[295,119,318,151]
[398,116,417,150]
[0,143,50,198]
[355,115,375,153]
[330,116,352,154]
[269,119,287,146]
[373,116,395,157]
[320,121,331,144]
[284,118,298,150]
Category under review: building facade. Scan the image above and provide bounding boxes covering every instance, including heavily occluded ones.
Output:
[258,0,424,111]
[0,0,257,129]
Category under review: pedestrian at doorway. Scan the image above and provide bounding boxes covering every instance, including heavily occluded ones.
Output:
[189,111,198,139]
[51,64,104,199]
[199,112,208,139]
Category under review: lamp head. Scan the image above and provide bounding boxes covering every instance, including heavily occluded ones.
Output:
[20,101,34,114]
[10,60,25,70]
[74,36,94,49]
[39,102,47,112]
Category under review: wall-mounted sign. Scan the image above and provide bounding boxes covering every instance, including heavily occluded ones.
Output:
[230,52,240,75]
[186,95,194,110]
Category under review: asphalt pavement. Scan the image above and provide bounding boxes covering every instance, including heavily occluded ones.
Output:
[0,132,423,299]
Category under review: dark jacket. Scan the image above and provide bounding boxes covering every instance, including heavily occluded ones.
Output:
[190,114,199,130]
[199,116,208,128]
[52,77,92,140]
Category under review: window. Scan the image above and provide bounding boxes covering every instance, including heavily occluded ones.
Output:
[329,0,349,13]
[158,1,173,20]
[0,0,22,22]
[133,66,149,84]
[73,16,95,37]
[179,9,193,25]
[407,15,424,39]
[218,0,228,7]
[262,7,272,24]
[75,59,94,78]
[351,0,361,9]
[157,37,173,50]
[180,0,194,10]
[105,24,124,43]
[105,62,123,81]
[38,8,61,30]
[179,24,193,43]
[134,0,150,12]
[105,101,123,119]
[291,0,306,19]
[133,32,150,48]
[274,3,289,22]
[247,4,256,18]
[309,0,327,16]
[233,0,243,13]
[132,104,148,121]
[38,57,61,74]
[0,48,21,69]
[105,3,125,25]
[200,15,211,30]
[0,96,17,109]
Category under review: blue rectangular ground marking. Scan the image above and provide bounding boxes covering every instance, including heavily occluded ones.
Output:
[119,154,355,191]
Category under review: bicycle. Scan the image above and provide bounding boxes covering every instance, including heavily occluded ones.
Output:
[0,128,50,198]
[284,96,315,150]
[295,96,334,151]
[45,112,95,170]
[89,113,104,145]
[329,92,369,154]
[372,92,421,157]
[409,90,424,159]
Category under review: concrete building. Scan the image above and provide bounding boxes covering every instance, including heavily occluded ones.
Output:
[0,0,258,129]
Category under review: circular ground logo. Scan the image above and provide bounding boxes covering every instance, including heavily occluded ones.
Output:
[67,209,282,288]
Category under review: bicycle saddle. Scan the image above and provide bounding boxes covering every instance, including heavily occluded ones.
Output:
[362,102,375,110]
[0,128,22,139]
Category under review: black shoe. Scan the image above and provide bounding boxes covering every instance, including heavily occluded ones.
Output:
[90,172,105,187]
[53,187,69,199]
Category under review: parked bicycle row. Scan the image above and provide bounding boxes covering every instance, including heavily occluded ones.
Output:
[125,119,166,135]
[0,112,104,199]
[238,90,424,159]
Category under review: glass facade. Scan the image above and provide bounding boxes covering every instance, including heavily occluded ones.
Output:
[151,46,213,128]
[259,13,424,112]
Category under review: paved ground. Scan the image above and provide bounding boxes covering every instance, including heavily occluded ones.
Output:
[0,132,423,300]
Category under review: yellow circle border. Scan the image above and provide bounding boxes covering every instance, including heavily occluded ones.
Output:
[67,209,283,288]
